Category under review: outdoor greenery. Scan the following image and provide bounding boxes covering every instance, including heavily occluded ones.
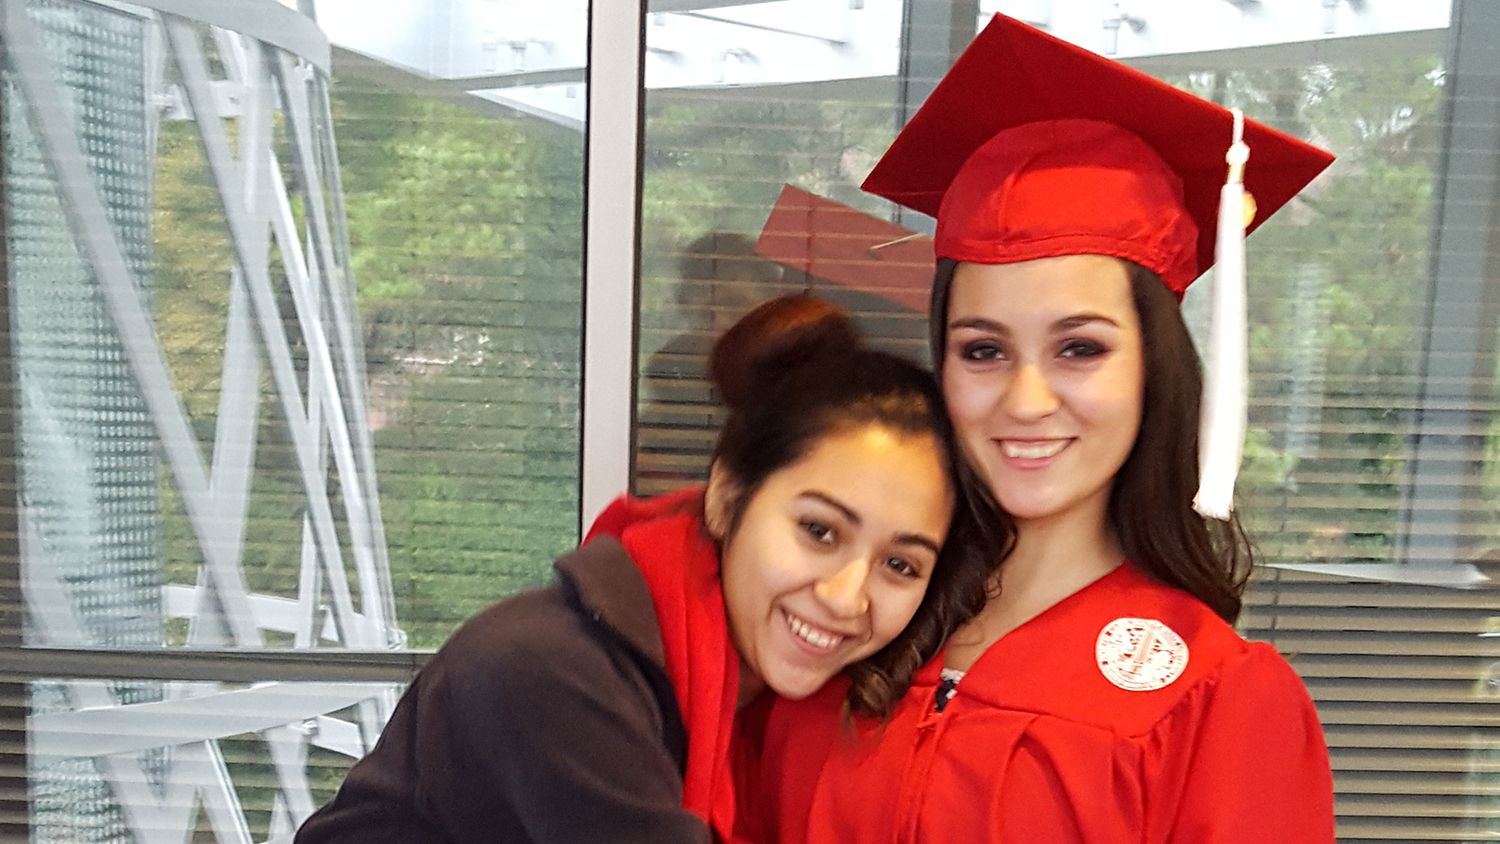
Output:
[331,79,584,647]
[24,16,1491,840]
[1179,58,1452,565]
[151,74,585,651]
[144,44,1499,670]
[636,58,1495,572]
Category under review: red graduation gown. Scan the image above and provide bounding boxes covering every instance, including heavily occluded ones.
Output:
[742,563,1335,843]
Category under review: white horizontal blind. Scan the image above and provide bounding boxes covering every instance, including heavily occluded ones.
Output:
[631,2,1499,840]
[1243,571,1499,841]
[0,0,589,838]
[634,83,931,495]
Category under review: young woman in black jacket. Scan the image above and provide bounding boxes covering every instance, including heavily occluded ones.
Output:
[295,295,994,843]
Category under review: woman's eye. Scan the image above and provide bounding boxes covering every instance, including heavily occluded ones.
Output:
[958,340,1003,362]
[884,556,920,579]
[1059,339,1106,359]
[801,520,835,545]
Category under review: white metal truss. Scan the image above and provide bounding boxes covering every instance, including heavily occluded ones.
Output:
[1,0,403,840]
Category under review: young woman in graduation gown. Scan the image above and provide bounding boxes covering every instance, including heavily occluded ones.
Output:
[295,295,994,843]
[737,14,1339,843]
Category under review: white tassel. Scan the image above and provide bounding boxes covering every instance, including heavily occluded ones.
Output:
[1194,108,1251,521]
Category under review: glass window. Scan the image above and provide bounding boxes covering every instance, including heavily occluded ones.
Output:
[25,676,399,842]
[636,2,924,495]
[1,0,1494,839]
[633,1,1498,839]
[2,0,585,837]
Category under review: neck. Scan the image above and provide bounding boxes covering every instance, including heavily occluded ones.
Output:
[949,494,1122,664]
[999,526,1120,610]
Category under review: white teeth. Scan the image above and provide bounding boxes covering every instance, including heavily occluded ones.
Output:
[784,610,843,651]
[1001,440,1068,460]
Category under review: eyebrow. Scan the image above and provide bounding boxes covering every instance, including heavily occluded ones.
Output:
[893,532,943,556]
[799,491,943,555]
[1056,313,1121,330]
[800,491,860,524]
[948,313,1121,333]
[947,315,1007,334]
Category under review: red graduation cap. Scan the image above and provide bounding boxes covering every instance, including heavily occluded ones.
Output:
[755,185,935,314]
[862,13,1335,295]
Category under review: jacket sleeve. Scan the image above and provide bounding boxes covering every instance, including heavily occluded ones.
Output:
[296,589,712,844]
[1153,643,1336,843]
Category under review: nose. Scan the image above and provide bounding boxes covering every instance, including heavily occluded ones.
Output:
[1004,362,1060,420]
[813,556,871,619]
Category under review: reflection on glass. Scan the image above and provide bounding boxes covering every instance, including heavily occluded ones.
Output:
[26,678,398,842]
[7,0,402,655]
[7,0,161,651]
[5,0,585,837]
[314,0,588,83]
[7,0,588,657]
[636,0,923,496]
[633,2,1499,839]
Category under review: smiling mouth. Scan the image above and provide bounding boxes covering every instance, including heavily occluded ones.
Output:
[999,439,1070,460]
[782,609,845,652]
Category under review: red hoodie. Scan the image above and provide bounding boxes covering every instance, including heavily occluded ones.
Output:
[586,488,742,842]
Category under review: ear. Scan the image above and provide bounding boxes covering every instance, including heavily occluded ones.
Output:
[704,460,740,541]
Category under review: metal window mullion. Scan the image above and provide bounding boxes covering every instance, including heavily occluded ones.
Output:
[0,24,27,837]
[894,0,979,235]
[1394,0,1500,569]
[580,0,645,532]
[0,645,427,684]
[30,681,395,759]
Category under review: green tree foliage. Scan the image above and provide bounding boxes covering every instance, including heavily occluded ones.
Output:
[1173,58,1449,565]
[152,75,585,651]
[329,78,584,648]
[640,85,902,289]
[151,50,1488,652]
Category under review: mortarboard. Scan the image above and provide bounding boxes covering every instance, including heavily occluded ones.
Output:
[863,13,1333,295]
[861,12,1336,518]
[755,185,934,314]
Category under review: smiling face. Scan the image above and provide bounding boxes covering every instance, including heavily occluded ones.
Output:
[711,423,953,702]
[942,254,1145,531]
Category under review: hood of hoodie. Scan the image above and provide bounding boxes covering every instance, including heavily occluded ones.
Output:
[554,486,709,670]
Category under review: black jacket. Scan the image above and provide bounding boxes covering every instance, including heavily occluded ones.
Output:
[294,537,713,843]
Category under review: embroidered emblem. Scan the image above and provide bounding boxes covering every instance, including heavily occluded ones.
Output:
[1095,617,1189,692]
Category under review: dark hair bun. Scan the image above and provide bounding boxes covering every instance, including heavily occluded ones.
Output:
[709,294,859,411]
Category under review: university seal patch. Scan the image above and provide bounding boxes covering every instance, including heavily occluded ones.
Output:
[1095,617,1189,692]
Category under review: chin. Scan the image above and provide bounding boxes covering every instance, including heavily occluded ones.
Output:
[764,669,834,701]
[995,496,1065,522]
[772,686,820,701]
[995,481,1099,520]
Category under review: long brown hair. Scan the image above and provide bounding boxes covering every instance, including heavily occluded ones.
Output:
[709,294,996,716]
[929,259,1252,623]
